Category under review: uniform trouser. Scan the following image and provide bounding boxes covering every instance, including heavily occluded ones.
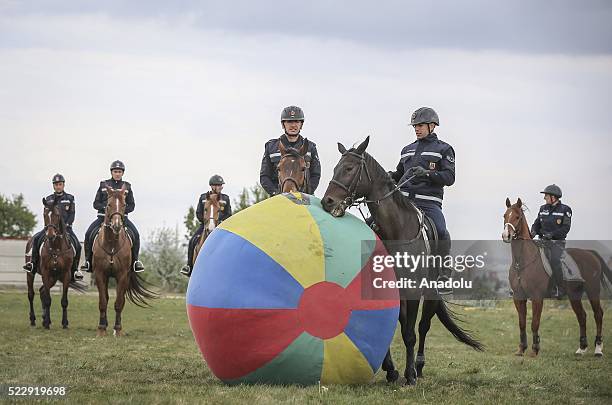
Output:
[414,199,449,241]
[414,199,451,278]
[543,240,565,290]
[187,224,205,268]
[84,216,140,264]
[31,228,81,274]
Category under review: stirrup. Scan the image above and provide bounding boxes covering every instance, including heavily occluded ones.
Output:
[133,260,145,273]
[23,262,33,273]
[180,265,192,277]
[553,286,566,300]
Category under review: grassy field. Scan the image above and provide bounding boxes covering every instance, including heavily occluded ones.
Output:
[0,290,610,404]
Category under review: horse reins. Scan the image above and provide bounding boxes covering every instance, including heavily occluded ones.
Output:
[99,192,128,263]
[330,150,417,208]
[506,208,540,272]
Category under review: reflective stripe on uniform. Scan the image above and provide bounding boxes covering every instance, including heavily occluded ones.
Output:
[269,152,281,158]
[401,152,415,158]
[399,191,444,204]
[415,194,443,203]
[421,151,442,158]
[552,212,564,216]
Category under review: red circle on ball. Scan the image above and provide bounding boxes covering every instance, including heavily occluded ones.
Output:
[297,281,351,339]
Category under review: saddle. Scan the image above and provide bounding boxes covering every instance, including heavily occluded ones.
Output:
[537,246,584,282]
[367,205,439,255]
[420,213,439,254]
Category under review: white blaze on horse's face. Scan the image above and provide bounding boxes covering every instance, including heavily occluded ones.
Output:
[207,203,216,232]
[502,211,514,243]
[111,194,123,233]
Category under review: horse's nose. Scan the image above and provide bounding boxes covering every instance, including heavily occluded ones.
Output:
[322,196,336,211]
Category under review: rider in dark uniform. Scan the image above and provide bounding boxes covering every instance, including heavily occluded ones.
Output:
[530,184,572,298]
[180,175,232,276]
[23,174,83,281]
[81,160,144,273]
[260,106,321,196]
[390,107,456,292]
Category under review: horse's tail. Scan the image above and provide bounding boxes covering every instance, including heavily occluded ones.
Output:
[436,299,484,351]
[587,250,612,294]
[126,271,159,307]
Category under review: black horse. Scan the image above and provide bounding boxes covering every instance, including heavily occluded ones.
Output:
[322,136,483,385]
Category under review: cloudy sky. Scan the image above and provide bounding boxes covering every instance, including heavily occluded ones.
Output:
[1,0,611,243]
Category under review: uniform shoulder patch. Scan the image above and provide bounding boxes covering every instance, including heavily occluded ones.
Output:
[446,155,455,163]
[566,211,572,217]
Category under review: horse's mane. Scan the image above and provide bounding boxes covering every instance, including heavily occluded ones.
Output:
[52,199,68,235]
[283,147,303,157]
[355,149,418,212]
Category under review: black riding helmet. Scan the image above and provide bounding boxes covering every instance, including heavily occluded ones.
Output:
[110,160,126,171]
[541,184,562,198]
[209,175,225,186]
[52,173,65,183]
[411,107,440,126]
[281,106,305,122]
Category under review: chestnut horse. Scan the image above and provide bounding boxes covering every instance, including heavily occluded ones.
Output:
[192,193,221,267]
[26,199,82,329]
[277,139,310,193]
[322,137,483,385]
[503,198,610,356]
[92,184,156,336]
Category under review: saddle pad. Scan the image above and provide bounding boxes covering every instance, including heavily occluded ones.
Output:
[538,247,584,282]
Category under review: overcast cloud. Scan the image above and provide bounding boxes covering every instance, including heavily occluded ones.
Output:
[1,1,611,243]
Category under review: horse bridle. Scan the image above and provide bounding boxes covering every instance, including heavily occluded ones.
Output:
[329,150,372,208]
[330,150,418,207]
[203,197,221,224]
[504,208,525,240]
[278,149,310,193]
[504,208,541,272]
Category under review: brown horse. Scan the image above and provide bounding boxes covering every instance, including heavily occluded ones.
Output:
[93,184,156,336]
[192,192,221,267]
[277,139,310,193]
[502,198,610,356]
[26,200,81,329]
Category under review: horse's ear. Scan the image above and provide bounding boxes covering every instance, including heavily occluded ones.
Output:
[516,198,522,207]
[355,136,370,154]
[279,141,286,155]
[42,197,47,206]
[338,142,347,154]
[300,138,309,156]
[505,197,511,208]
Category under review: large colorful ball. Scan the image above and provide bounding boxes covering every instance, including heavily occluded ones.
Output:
[187,193,399,385]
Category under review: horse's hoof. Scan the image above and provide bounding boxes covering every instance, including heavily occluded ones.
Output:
[62,325,68,329]
[594,344,603,357]
[405,377,417,386]
[575,347,587,355]
[96,329,107,337]
[386,370,400,383]
[30,322,36,327]
[113,329,123,337]
[528,350,539,358]
[43,325,50,330]
[514,346,526,356]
